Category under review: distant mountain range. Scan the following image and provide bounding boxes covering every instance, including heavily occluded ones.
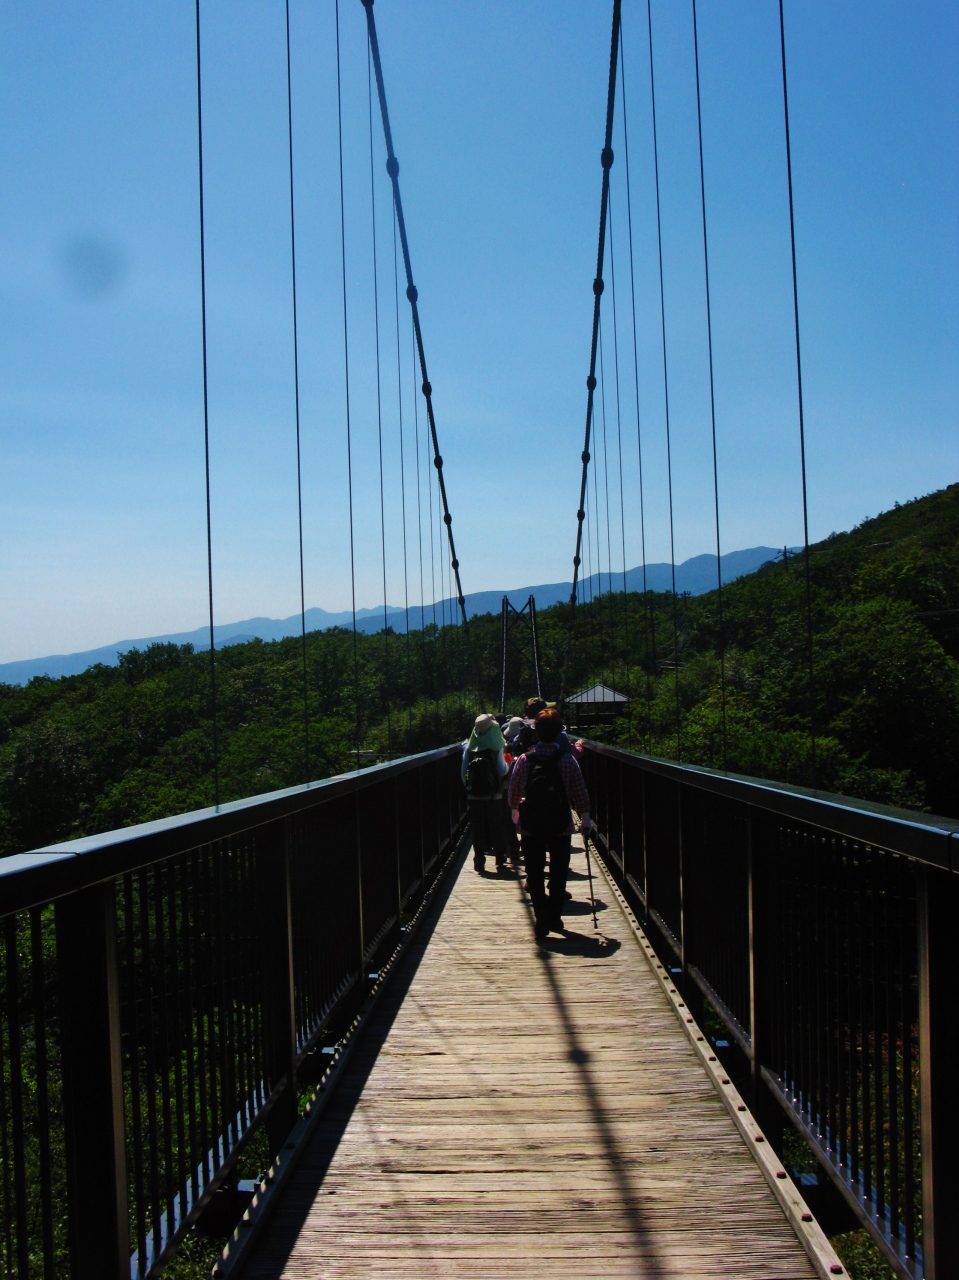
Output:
[1,546,788,686]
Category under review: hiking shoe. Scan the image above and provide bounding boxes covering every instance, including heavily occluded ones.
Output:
[534,913,551,939]
[565,890,573,901]
[473,852,485,872]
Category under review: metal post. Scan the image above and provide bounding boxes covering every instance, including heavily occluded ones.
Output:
[529,595,542,698]
[917,863,959,1278]
[56,882,129,1280]
[258,818,297,1157]
[500,596,508,714]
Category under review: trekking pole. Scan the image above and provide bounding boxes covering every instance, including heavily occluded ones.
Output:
[581,828,600,935]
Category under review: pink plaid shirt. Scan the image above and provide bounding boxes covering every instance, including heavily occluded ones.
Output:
[508,742,591,834]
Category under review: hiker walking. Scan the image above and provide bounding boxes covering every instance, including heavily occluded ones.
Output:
[508,708,592,938]
[461,713,510,873]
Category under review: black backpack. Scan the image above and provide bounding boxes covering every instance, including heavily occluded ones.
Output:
[519,749,570,835]
[466,748,499,800]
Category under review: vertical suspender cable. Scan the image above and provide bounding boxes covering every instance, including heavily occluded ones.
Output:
[620,19,653,752]
[335,0,361,769]
[284,0,311,783]
[362,0,477,694]
[607,191,632,747]
[691,0,727,770]
[645,0,682,761]
[560,0,622,708]
[411,327,427,663]
[194,0,219,806]
[393,206,413,736]
[778,0,817,782]
[599,321,613,688]
[368,44,391,759]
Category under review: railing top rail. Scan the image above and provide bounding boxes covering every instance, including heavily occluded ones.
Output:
[582,738,959,871]
[0,743,461,916]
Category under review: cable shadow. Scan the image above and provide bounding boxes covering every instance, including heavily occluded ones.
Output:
[516,885,671,1276]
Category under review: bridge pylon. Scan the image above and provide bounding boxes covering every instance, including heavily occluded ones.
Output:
[500,595,543,715]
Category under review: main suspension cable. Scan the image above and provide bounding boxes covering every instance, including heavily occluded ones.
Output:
[691,0,727,770]
[193,0,219,806]
[284,0,311,783]
[620,17,653,752]
[778,0,817,783]
[559,0,623,708]
[646,0,682,761]
[362,0,476,691]
[335,0,361,769]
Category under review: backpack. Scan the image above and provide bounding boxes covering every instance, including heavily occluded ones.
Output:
[519,749,570,835]
[513,722,537,755]
[466,748,500,800]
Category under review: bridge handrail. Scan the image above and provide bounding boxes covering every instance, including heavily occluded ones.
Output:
[0,745,461,917]
[580,739,958,1280]
[0,744,468,1280]
[582,737,959,870]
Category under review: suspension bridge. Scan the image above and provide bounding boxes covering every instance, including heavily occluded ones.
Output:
[1,3,957,1280]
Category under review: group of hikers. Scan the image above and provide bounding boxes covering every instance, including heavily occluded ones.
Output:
[460,697,592,939]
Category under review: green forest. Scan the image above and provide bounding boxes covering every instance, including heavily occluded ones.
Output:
[2,482,957,856]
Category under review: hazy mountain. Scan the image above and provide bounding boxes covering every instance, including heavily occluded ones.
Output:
[0,545,785,685]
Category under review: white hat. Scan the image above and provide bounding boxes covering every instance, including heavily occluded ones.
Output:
[505,716,524,740]
[473,713,497,736]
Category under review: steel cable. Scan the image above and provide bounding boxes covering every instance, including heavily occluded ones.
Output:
[778,0,817,782]
[193,0,219,805]
[692,0,727,771]
[607,190,632,747]
[392,204,413,736]
[335,0,361,769]
[283,0,311,783]
[368,43,391,759]
[560,0,622,708]
[645,0,682,760]
[619,18,653,752]
[362,0,476,695]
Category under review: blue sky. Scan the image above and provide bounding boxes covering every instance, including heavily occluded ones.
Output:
[0,0,956,663]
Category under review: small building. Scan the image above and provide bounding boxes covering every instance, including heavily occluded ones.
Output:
[565,682,628,730]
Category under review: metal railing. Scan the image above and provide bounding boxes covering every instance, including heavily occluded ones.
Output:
[0,745,467,1280]
[580,740,959,1280]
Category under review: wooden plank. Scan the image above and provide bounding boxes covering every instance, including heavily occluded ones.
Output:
[238,837,821,1279]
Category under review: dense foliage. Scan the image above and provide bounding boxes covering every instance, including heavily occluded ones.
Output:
[1,484,957,855]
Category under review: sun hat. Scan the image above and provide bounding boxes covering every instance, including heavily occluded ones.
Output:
[505,716,524,740]
[473,713,497,737]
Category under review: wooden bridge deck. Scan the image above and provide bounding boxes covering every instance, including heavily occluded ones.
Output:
[241,837,819,1279]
